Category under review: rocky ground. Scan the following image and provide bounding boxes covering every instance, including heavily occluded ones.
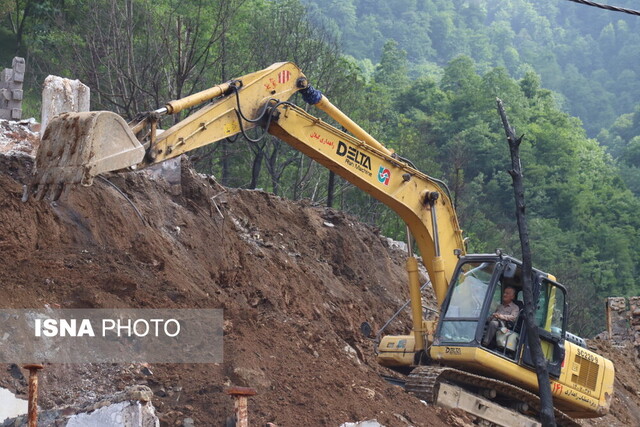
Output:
[0,119,638,426]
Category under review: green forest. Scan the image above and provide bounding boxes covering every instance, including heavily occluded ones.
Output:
[1,0,639,335]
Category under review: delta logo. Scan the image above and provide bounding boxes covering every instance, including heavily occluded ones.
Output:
[378,166,391,185]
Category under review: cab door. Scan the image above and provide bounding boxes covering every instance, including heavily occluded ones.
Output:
[435,259,499,345]
[519,277,567,378]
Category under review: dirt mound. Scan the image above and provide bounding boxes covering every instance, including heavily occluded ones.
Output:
[0,152,470,426]
[1,125,639,425]
[580,339,640,426]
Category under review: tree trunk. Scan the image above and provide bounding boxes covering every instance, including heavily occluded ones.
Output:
[496,98,556,427]
[327,171,336,208]
[221,142,231,186]
[249,149,263,189]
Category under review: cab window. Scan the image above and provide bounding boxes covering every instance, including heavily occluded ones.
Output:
[444,262,495,318]
[440,261,495,343]
[535,279,565,337]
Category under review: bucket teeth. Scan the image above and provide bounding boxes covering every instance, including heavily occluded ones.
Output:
[29,182,65,202]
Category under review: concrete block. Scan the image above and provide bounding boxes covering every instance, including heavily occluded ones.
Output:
[1,88,9,101]
[0,69,11,82]
[608,297,627,312]
[65,401,159,427]
[12,57,25,73]
[0,110,10,120]
[12,89,22,100]
[41,75,90,134]
[12,72,23,83]
[11,108,21,120]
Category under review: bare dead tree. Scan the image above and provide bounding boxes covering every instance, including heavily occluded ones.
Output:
[52,0,243,120]
[497,98,556,427]
[236,0,345,195]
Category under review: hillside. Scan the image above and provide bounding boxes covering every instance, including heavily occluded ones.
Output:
[0,123,639,426]
[0,149,461,426]
[303,0,640,136]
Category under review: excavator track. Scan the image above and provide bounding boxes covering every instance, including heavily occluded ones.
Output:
[406,366,580,427]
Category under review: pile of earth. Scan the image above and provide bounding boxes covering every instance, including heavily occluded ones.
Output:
[0,147,467,426]
[0,119,638,426]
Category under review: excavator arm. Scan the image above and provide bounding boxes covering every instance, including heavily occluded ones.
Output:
[32,61,466,352]
[265,101,465,307]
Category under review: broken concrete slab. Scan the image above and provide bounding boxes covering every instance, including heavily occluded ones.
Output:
[1,385,159,427]
[40,75,90,135]
[340,421,385,427]
[0,387,28,422]
[65,401,159,427]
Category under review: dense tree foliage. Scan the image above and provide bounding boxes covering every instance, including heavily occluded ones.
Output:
[303,0,640,137]
[1,0,638,335]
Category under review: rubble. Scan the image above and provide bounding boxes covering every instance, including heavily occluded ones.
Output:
[0,146,454,426]
[0,119,39,156]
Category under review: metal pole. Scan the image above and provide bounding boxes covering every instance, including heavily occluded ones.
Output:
[23,364,43,427]
[226,387,257,427]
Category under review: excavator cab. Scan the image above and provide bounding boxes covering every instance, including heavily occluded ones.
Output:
[430,253,568,381]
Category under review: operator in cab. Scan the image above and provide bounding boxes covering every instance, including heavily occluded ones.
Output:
[482,286,519,349]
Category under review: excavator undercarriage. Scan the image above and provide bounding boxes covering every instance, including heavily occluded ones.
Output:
[406,366,579,427]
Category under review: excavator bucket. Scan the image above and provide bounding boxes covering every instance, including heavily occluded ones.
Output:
[31,111,145,200]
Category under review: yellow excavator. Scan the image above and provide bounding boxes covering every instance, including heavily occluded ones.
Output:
[30,62,614,426]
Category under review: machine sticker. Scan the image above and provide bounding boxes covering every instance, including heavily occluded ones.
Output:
[224,120,240,135]
[445,347,461,355]
[568,382,594,396]
[576,347,599,364]
[563,388,597,408]
[552,382,563,395]
[336,141,372,177]
[264,77,278,91]
[310,131,335,148]
[378,166,391,185]
[278,70,291,84]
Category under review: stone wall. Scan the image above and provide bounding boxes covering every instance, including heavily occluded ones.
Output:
[630,296,640,347]
[606,296,640,346]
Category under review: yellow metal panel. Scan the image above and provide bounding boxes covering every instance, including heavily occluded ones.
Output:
[377,335,416,367]
[151,62,306,163]
[429,344,613,418]
[269,104,465,306]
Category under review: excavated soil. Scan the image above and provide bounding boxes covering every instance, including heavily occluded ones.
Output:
[0,121,638,426]
[0,150,471,426]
